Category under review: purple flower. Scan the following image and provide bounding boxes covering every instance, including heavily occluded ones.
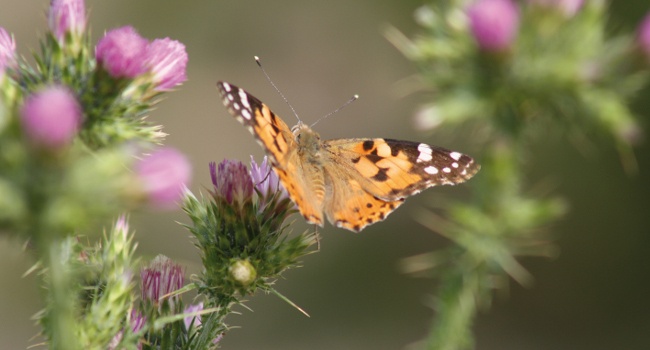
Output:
[183,302,204,330]
[210,159,254,207]
[108,309,146,350]
[114,215,129,237]
[20,85,82,149]
[129,308,146,333]
[140,255,184,308]
[134,147,192,209]
[529,0,584,17]
[0,27,16,79]
[146,38,188,91]
[183,303,223,344]
[467,0,519,52]
[638,13,650,59]
[48,0,86,43]
[95,26,149,78]
[250,156,293,211]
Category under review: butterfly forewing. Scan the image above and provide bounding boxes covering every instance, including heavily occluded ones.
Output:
[217,82,295,167]
[217,81,326,226]
[324,138,480,201]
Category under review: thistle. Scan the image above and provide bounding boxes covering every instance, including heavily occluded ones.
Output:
[387,1,649,349]
[182,157,317,338]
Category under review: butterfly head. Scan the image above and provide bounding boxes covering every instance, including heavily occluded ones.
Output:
[291,122,321,151]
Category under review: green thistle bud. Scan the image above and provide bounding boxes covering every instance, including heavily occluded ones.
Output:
[229,259,257,286]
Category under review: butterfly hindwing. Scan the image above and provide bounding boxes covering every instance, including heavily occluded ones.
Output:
[319,138,479,231]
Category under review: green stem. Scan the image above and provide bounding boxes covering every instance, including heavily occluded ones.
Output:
[426,269,481,350]
[44,239,80,350]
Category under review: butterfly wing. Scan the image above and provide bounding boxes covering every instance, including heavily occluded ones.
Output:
[216,82,325,226]
[322,138,480,232]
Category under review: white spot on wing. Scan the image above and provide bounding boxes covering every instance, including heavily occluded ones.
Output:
[450,151,461,161]
[452,162,459,168]
[417,143,433,163]
[222,82,232,92]
[241,109,252,120]
[238,89,250,109]
[424,166,438,175]
[442,167,451,173]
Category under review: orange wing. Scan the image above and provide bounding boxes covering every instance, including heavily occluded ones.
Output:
[321,138,480,232]
[216,82,325,226]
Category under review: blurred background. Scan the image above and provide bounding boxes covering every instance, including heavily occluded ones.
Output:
[1,1,649,349]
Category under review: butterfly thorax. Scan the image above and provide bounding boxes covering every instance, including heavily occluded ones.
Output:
[292,123,322,164]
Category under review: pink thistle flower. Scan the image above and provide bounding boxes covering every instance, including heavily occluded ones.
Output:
[638,13,650,59]
[210,159,254,207]
[20,85,82,149]
[529,0,584,17]
[140,255,184,308]
[108,309,146,350]
[48,0,87,43]
[249,155,293,212]
[95,26,149,79]
[183,303,223,344]
[134,147,192,209]
[183,302,204,330]
[146,38,188,91]
[467,0,519,52]
[0,27,16,79]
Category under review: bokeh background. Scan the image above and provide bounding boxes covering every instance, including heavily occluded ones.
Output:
[1,1,649,349]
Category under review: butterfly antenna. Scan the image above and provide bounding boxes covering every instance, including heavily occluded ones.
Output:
[310,94,359,128]
[255,56,301,123]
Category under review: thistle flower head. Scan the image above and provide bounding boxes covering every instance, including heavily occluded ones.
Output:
[183,302,204,330]
[135,147,192,209]
[146,38,188,91]
[129,308,146,333]
[250,156,292,203]
[529,0,584,17]
[95,26,149,79]
[638,13,650,59]
[48,0,87,43]
[140,255,185,310]
[467,0,519,52]
[183,303,223,344]
[210,159,254,208]
[20,85,82,149]
[108,309,146,350]
[0,27,16,79]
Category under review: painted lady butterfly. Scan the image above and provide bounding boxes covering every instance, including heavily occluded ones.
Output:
[217,81,480,232]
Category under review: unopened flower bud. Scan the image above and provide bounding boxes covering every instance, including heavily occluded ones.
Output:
[230,259,256,286]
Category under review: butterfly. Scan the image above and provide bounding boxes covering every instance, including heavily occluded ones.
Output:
[217,81,480,232]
